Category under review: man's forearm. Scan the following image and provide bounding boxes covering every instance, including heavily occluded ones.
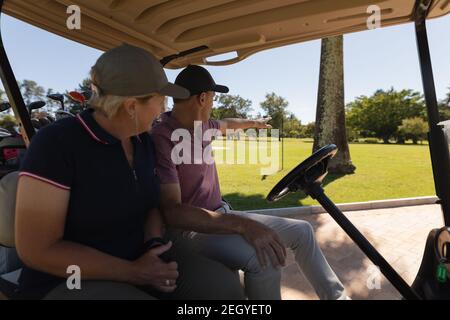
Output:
[163,203,249,235]
[221,118,256,131]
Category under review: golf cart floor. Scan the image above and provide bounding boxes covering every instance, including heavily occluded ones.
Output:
[277,203,443,300]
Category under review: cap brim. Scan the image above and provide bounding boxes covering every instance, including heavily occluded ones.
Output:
[159,82,190,99]
[213,84,229,93]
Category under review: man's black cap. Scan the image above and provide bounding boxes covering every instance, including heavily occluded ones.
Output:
[175,65,229,97]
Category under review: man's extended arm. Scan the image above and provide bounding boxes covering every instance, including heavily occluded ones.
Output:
[217,117,272,134]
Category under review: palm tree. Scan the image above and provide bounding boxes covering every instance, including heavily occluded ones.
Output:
[313,35,355,174]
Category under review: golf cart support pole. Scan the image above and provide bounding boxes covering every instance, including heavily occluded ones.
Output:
[0,0,35,146]
[305,183,421,300]
[414,0,450,226]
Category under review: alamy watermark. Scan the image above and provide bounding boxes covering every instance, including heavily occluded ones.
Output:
[170,123,281,176]
[66,5,81,30]
[366,265,382,290]
[367,5,382,30]
[66,265,81,290]
[66,4,384,33]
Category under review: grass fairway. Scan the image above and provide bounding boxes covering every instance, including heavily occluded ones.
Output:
[214,139,435,211]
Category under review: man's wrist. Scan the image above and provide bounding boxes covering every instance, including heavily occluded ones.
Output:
[227,214,248,235]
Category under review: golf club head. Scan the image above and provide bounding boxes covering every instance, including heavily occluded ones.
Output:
[38,117,51,127]
[68,91,86,105]
[0,102,11,112]
[47,93,65,104]
[30,118,41,130]
[55,110,75,120]
[28,101,46,114]
[81,90,92,101]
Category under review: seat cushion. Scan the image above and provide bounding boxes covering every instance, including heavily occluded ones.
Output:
[0,172,19,247]
[0,247,21,275]
[0,268,22,299]
[0,268,21,286]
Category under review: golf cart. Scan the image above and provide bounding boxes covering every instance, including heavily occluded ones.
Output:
[0,0,449,300]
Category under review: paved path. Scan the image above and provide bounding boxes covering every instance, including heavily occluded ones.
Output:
[278,204,444,300]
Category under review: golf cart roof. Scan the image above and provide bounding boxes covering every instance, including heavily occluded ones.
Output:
[3,0,450,69]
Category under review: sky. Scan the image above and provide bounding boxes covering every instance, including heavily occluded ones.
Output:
[1,12,449,123]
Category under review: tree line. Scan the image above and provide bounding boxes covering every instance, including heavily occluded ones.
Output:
[211,87,450,145]
[2,79,450,146]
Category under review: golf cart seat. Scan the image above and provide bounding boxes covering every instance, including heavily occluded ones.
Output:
[0,171,23,299]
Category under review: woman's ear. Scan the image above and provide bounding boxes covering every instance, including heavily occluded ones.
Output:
[123,98,137,119]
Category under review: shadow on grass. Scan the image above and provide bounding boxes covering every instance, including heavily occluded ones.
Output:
[224,173,346,211]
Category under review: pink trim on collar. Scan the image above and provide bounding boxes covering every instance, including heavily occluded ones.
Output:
[76,114,108,144]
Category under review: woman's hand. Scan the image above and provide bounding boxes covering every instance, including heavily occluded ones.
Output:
[129,241,179,293]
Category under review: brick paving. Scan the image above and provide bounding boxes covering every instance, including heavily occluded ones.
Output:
[279,204,444,300]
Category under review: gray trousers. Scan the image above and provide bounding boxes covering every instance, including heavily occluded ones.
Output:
[43,240,245,300]
[177,204,346,300]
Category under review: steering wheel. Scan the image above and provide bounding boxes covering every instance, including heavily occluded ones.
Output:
[267,144,338,202]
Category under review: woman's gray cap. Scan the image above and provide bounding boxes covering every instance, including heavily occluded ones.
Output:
[92,44,189,99]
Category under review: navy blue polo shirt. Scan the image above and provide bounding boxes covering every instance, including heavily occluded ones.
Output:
[17,108,160,298]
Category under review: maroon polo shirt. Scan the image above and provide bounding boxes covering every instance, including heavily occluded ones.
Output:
[152,112,223,211]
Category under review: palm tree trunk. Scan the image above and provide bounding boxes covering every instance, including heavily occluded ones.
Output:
[313,35,355,174]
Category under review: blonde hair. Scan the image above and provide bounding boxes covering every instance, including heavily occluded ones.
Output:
[89,68,157,119]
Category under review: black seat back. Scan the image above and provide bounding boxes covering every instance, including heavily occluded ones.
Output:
[411,228,450,299]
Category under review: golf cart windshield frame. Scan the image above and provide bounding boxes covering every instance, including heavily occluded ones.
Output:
[0,0,449,225]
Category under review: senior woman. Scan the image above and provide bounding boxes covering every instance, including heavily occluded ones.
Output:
[14,44,245,300]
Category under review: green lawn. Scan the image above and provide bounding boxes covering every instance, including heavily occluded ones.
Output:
[214,138,435,210]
